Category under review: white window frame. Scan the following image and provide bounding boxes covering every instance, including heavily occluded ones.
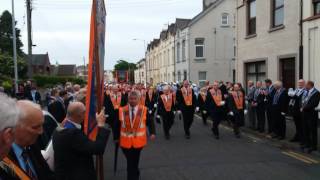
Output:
[221,13,229,26]
[195,38,205,59]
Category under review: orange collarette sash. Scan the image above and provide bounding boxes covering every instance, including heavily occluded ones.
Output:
[123,106,143,134]
[181,87,192,106]
[210,89,222,106]
[2,157,31,180]
[161,94,173,112]
[231,91,244,110]
[111,92,122,109]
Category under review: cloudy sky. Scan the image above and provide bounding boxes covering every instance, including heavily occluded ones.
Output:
[1,0,202,70]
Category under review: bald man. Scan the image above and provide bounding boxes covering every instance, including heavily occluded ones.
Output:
[5,100,54,180]
[53,102,110,180]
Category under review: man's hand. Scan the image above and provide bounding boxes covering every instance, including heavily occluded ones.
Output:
[149,110,152,114]
[244,110,248,115]
[96,108,106,127]
[154,104,157,108]
[196,107,200,112]
[220,101,225,106]
[150,134,156,140]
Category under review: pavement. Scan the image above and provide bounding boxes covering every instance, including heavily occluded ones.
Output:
[103,114,320,180]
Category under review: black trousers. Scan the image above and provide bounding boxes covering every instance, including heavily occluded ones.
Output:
[162,113,174,136]
[232,111,244,135]
[274,112,286,138]
[122,148,143,180]
[201,110,209,124]
[293,113,302,141]
[210,112,223,136]
[248,104,256,129]
[302,113,318,149]
[256,107,266,132]
[266,108,274,133]
[182,110,194,135]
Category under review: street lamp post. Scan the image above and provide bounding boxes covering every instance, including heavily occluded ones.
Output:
[133,38,147,84]
[11,0,18,94]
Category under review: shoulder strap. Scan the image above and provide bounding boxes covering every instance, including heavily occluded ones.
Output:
[2,157,31,180]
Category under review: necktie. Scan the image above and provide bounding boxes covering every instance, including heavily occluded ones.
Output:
[22,149,37,180]
[131,108,135,123]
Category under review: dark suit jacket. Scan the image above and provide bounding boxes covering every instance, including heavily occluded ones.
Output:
[146,91,156,112]
[7,144,54,180]
[53,126,110,180]
[0,161,20,180]
[197,94,208,111]
[271,89,289,114]
[266,86,276,109]
[26,91,41,104]
[205,89,226,117]
[176,88,197,112]
[157,94,176,118]
[227,92,246,114]
[48,100,66,123]
[302,90,320,121]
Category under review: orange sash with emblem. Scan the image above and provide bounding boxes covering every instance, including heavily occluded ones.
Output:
[111,92,122,109]
[181,87,192,106]
[124,106,143,134]
[161,94,173,112]
[2,157,31,180]
[210,89,222,106]
[232,91,244,110]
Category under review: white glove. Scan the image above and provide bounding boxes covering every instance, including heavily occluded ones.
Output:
[154,104,157,108]
[156,115,161,119]
[228,111,234,116]
[245,100,249,105]
[220,101,225,106]
[203,110,207,114]
[281,112,286,116]
[173,111,176,114]
[196,107,200,112]
[149,110,152,114]
[244,110,248,115]
[177,110,182,114]
[104,114,109,118]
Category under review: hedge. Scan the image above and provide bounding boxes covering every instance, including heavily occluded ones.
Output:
[33,75,86,88]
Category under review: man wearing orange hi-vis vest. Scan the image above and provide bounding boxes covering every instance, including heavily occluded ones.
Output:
[118,90,156,180]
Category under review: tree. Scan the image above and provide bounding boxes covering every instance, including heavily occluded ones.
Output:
[114,60,137,83]
[0,53,27,80]
[0,10,24,56]
[0,10,27,82]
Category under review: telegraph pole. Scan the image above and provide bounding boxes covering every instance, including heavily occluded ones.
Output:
[26,0,33,78]
[11,0,18,94]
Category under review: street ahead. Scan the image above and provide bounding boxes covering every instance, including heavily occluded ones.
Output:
[104,115,320,180]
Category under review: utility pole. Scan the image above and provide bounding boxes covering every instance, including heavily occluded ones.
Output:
[11,0,18,94]
[26,0,33,78]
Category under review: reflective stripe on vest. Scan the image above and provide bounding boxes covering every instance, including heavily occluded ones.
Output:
[119,105,147,149]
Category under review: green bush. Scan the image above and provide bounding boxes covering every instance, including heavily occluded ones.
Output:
[2,80,12,91]
[33,75,86,88]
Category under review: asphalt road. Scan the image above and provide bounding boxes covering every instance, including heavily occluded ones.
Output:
[103,114,320,180]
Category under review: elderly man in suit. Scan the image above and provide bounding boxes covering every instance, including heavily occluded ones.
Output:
[53,102,110,180]
[5,100,54,180]
[0,94,21,179]
[301,81,320,153]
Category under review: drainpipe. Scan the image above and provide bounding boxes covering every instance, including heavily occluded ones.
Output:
[299,0,303,79]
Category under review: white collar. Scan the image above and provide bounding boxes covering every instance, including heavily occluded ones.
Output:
[67,120,82,129]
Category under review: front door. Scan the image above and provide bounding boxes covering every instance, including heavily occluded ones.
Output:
[280,58,295,89]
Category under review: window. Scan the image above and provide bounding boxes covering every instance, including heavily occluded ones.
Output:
[198,71,207,87]
[314,0,320,15]
[178,71,181,81]
[182,40,186,61]
[247,0,256,35]
[183,70,187,81]
[195,38,204,58]
[221,13,229,26]
[177,43,181,63]
[245,61,266,83]
[272,0,284,27]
